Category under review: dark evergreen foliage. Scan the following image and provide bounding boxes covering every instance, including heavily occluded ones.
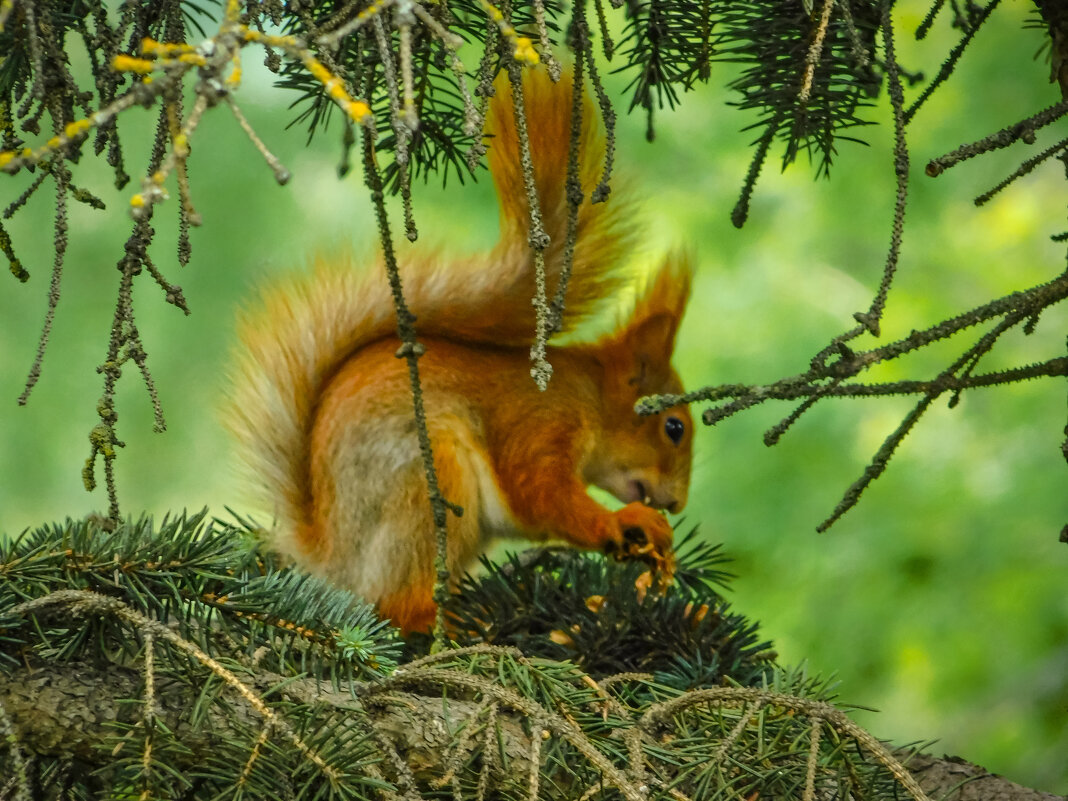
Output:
[435,529,777,690]
[0,511,401,682]
[716,0,883,173]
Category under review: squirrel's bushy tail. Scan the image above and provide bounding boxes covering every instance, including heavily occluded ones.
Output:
[226,66,633,527]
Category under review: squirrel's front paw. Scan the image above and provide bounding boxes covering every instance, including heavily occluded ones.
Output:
[602,502,674,566]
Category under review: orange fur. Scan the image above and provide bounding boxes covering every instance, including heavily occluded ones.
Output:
[225,67,694,634]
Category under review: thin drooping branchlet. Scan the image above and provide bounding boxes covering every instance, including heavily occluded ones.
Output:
[731,116,779,228]
[505,59,554,389]
[84,221,161,521]
[163,3,196,272]
[903,0,1002,125]
[592,0,615,59]
[817,392,935,532]
[371,13,418,240]
[82,4,127,185]
[166,98,198,266]
[317,0,395,47]
[546,4,589,334]
[131,92,208,221]
[0,219,23,281]
[639,268,1068,529]
[360,122,462,648]
[408,4,480,136]
[838,0,873,67]
[18,131,69,406]
[3,169,47,219]
[396,6,418,129]
[855,0,910,337]
[814,306,1038,531]
[798,0,834,106]
[762,382,838,446]
[19,0,46,111]
[468,17,500,171]
[581,33,616,204]
[975,135,1068,206]
[925,98,1068,176]
[1063,335,1068,464]
[224,93,292,185]
[530,0,562,81]
[915,0,948,39]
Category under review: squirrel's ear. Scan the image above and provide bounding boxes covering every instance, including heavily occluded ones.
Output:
[620,253,692,390]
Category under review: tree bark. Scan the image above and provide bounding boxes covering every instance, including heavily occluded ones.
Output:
[0,660,1059,801]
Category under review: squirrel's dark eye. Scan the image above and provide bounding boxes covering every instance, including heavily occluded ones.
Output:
[664,416,685,445]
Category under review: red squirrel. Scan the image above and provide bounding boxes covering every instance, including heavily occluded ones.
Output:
[227,68,694,633]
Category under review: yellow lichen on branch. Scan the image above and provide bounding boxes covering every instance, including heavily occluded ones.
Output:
[139,37,195,57]
[112,54,157,74]
[240,27,373,125]
[477,0,541,65]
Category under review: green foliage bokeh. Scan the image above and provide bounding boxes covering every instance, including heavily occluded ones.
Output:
[1,1,1066,793]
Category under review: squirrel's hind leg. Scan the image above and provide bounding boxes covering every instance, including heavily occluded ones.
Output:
[315,400,493,634]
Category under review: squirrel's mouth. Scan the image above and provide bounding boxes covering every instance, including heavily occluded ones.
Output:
[628,479,650,506]
[628,479,680,513]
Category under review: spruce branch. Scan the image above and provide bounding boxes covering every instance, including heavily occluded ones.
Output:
[925,98,1068,177]
[545,5,589,336]
[854,0,910,338]
[915,0,949,39]
[360,116,463,647]
[638,270,1068,530]
[17,144,68,406]
[1,515,1053,800]
[505,55,555,389]
[974,134,1068,206]
[903,0,1002,125]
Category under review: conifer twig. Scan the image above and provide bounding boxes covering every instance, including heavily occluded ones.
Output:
[640,687,932,801]
[505,60,554,389]
[925,98,1068,176]
[799,0,834,106]
[10,589,344,781]
[974,135,1068,205]
[903,0,1002,124]
[360,121,461,648]
[854,0,910,336]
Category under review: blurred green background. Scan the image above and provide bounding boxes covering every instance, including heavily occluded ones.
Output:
[2,2,1066,792]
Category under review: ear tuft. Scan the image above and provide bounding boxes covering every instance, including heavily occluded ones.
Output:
[608,252,692,392]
